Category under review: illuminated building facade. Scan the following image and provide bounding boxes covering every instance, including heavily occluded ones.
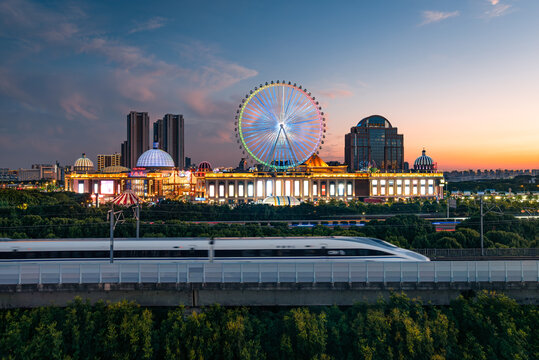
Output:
[345,115,404,171]
[65,146,193,202]
[65,168,194,201]
[65,155,444,204]
[203,155,444,204]
[97,153,121,171]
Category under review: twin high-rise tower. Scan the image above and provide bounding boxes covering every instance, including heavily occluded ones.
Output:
[153,114,185,169]
[121,111,184,169]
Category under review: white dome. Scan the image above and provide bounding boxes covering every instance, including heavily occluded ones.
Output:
[136,148,175,168]
[414,149,435,171]
[262,196,300,206]
[74,153,94,171]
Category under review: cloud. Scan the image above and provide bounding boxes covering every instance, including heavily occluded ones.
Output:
[80,38,157,68]
[485,2,512,18]
[319,89,353,100]
[0,0,260,167]
[128,16,167,34]
[420,10,460,25]
[488,0,499,5]
[60,93,98,120]
[0,0,82,44]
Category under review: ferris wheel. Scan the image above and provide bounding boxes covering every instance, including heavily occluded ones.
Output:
[235,81,326,170]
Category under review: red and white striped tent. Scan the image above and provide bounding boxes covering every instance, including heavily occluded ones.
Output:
[111,190,140,206]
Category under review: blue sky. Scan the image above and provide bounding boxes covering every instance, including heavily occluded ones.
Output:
[1,0,538,169]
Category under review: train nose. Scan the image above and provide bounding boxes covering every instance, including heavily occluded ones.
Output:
[403,249,430,261]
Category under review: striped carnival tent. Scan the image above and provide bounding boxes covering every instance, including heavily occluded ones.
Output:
[112,189,140,206]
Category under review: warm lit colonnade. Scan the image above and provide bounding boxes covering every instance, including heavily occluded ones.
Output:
[204,172,444,204]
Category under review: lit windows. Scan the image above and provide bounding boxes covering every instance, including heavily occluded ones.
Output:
[337,182,344,196]
[257,180,263,197]
[238,182,244,197]
[266,180,273,197]
[284,180,291,196]
[218,184,225,197]
[372,179,378,196]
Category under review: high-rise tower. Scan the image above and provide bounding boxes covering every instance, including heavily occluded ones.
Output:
[345,115,404,171]
[126,111,150,169]
[153,114,184,169]
[97,153,121,171]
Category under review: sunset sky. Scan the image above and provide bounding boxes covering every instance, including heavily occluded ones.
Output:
[1,0,538,170]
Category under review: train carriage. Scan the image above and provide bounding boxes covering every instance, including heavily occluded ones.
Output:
[0,237,429,262]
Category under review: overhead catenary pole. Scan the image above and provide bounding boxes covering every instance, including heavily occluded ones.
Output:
[480,197,484,256]
[136,203,140,238]
[446,194,450,219]
[110,203,114,263]
[445,180,450,219]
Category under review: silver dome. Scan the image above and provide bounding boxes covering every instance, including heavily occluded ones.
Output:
[136,148,175,168]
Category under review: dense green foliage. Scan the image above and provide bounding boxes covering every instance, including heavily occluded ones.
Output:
[447,175,538,193]
[0,189,537,248]
[1,189,537,221]
[0,292,536,359]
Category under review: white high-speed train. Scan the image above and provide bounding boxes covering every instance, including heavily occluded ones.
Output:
[0,237,429,262]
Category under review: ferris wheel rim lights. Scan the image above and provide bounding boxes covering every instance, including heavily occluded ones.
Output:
[235,81,325,170]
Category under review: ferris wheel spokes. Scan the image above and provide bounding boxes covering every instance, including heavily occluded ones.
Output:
[236,81,325,170]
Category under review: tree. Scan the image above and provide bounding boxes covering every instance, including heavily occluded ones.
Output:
[281,308,328,360]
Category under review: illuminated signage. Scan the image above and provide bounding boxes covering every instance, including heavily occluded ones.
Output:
[100,180,114,194]
[129,169,147,177]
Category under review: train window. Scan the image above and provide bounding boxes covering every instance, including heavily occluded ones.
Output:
[327,250,346,256]
[259,249,273,257]
[0,247,394,260]
[324,249,393,256]
[215,250,241,257]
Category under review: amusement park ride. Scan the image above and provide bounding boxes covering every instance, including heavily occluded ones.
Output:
[235,81,326,171]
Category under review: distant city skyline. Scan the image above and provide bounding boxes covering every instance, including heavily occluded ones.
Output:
[1,0,538,170]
